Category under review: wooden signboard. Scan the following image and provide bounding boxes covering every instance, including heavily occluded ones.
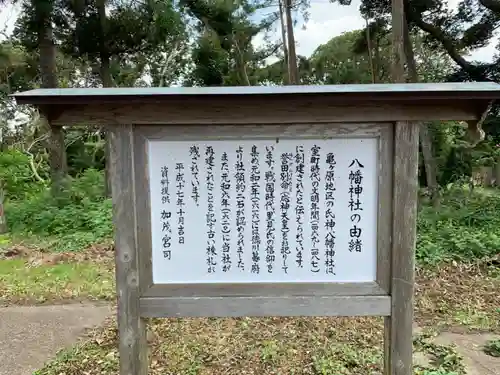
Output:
[13,83,500,375]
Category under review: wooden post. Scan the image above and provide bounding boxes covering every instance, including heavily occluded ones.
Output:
[109,125,148,375]
[384,121,419,375]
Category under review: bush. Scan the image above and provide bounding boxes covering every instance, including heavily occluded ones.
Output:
[4,168,113,251]
[0,149,47,200]
[417,186,500,265]
[3,148,500,262]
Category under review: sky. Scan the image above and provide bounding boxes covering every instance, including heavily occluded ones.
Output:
[0,0,498,64]
[260,0,498,63]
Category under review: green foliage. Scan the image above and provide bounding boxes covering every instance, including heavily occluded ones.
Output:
[65,128,106,176]
[0,149,47,200]
[184,0,278,86]
[0,41,38,100]
[310,30,380,84]
[483,338,500,357]
[413,333,465,375]
[4,169,112,251]
[4,145,500,263]
[417,187,500,265]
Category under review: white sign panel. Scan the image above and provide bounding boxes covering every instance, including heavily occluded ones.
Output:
[148,138,378,284]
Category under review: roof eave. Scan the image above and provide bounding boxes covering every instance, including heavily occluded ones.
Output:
[12,91,500,107]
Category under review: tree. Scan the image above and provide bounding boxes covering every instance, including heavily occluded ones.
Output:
[311,30,386,84]
[183,0,280,86]
[13,0,67,196]
[58,0,189,86]
[336,0,500,85]
[54,0,189,194]
[335,0,499,201]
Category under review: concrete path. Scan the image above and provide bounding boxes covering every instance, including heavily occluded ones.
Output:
[0,303,113,375]
[413,325,500,375]
[434,332,500,375]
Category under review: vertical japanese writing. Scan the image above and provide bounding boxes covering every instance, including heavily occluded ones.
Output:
[189,146,201,206]
[348,158,365,252]
[161,166,170,204]
[235,146,246,271]
[175,163,185,245]
[220,152,231,272]
[310,145,321,273]
[295,146,305,268]
[280,152,293,274]
[250,146,261,274]
[325,153,336,274]
[265,145,276,273]
[160,166,172,260]
[205,146,216,273]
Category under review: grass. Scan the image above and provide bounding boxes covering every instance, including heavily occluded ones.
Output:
[0,243,115,305]
[33,318,471,375]
[0,241,496,374]
[0,259,114,304]
[30,256,499,375]
[415,261,500,333]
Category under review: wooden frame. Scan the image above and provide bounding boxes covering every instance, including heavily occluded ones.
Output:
[109,119,412,375]
[132,122,393,315]
[17,83,498,375]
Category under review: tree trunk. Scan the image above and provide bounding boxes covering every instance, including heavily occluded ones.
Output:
[284,0,299,84]
[402,17,440,208]
[98,0,113,198]
[418,124,439,206]
[391,0,405,83]
[0,182,7,234]
[0,126,5,152]
[374,37,381,82]
[38,16,66,196]
[365,17,376,83]
[278,0,289,85]
[494,157,500,187]
[233,36,251,86]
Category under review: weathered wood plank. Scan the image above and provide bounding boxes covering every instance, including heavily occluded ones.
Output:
[109,124,148,375]
[137,122,385,139]
[142,282,387,298]
[376,124,394,292]
[140,295,391,317]
[50,99,480,126]
[133,133,153,292]
[384,121,419,375]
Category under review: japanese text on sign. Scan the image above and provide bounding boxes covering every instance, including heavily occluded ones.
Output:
[149,138,378,284]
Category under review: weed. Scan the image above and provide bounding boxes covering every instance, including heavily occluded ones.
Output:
[483,338,500,357]
[0,257,114,304]
[417,187,500,265]
[413,334,465,375]
[4,169,113,251]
